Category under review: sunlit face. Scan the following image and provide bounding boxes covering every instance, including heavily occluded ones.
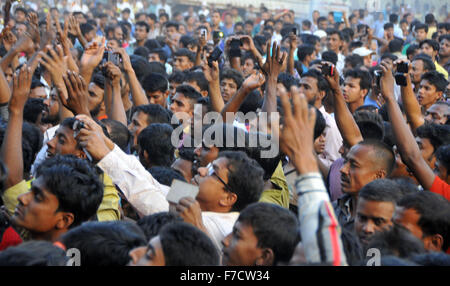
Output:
[242,58,255,77]
[326,33,342,53]
[420,43,437,60]
[417,79,442,110]
[343,77,366,104]
[439,39,450,58]
[128,111,149,148]
[220,78,238,102]
[425,104,448,125]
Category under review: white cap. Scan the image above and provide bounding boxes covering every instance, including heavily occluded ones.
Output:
[313,30,327,38]
[352,47,375,57]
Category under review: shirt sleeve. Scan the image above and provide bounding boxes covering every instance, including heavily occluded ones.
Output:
[430,176,450,201]
[295,172,347,266]
[96,145,169,216]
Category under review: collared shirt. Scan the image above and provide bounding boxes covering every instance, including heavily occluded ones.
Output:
[318,106,343,168]
[332,193,355,233]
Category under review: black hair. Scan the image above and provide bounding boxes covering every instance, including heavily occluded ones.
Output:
[414,23,429,33]
[384,22,394,30]
[169,71,186,84]
[435,145,450,175]
[388,38,404,53]
[303,34,320,46]
[345,54,364,69]
[344,68,372,93]
[218,151,264,212]
[147,61,168,77]
[159,222,220,266]
[238,89,262,114]
[149,48,168,63]
[60,221,147,266]
[179,35,197,49]
[144,39,162,51]
[398,192,450,251]
[382,121,395,148]
[133,104,171,125]
[424,13,435,25]
[301,69,331,94]
[220,68,244,89]
[23,98,45,124]
[406,44,420,59]
[354,110,385,141]
[297,44,315,62]
[389,13,399,24]
[138,123,174,167]
[175,84,202,106]
[21,122,43,175]
[135,21,150,33]
[380,53,398,62]
[365,224,426,260]
[133,46,150,59]
[137,212,183,241]
[165,21,179,30]
[277,73,298,91]
[314,107,326,140]
[237,202,300,265]
[100,119,130,152]
[438,23,450,32]
[358,179,402,203]
[148,166,186,186]
[412,53,436,71]
[91,72,105,90]
[80,23,95,36]
[321,50,338,66]
[130,54,153,83]
[184,71,209,92]
[173,48,195,63]
[142,72,169,94]
[355,105,379,113]
[35,155,104,228]
[0,241,67,266]
[416,123,450,152]
[302,19,312,29]
[358,140,396,176]
[420,71,448,92]
[419,39,440,51]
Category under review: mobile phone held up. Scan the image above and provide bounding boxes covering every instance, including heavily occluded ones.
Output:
[321,63,334,77]
[208,46,222,67]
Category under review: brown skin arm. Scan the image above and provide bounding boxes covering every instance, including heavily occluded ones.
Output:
[380,62,436,190]
[324,63,363,147]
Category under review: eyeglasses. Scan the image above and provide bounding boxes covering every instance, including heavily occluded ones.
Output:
[206,163,233,193]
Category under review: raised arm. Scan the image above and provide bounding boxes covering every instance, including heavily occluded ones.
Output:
[0,65,32,188]
[396,59,425,132]
[379,62,435,190]
[279,88,347,266]
[103,62,128,126]
[324,63,363,147]
[287,33,298,76]
[114,48,149,107]
[240,35,265,73]
[79,39,105,86]
[202,60,224,112]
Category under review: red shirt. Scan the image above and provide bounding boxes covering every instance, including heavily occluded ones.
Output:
[430,176,450,201]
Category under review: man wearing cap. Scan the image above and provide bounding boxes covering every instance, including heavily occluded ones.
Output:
[352,47,375,69]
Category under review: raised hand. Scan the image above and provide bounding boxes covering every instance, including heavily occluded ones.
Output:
[262,41,287,78]
[242,70,266,92]
[202,60,220,83]
[323,61,341,92]
[379,61,396,101]
[40,13,55,50]
[103,61,122,86]
[81,39,106,69]
[39,45,68,85]
[9,64,32,113]
[279,89,318,174]
[239,35,256,51]
[174,197,206,232]
[61,71,91,116]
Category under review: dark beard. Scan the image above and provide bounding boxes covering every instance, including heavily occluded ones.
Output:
[90,103,102,118]
[41,114,59,125]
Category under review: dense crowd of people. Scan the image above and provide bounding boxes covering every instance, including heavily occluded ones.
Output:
[0,0,448,267]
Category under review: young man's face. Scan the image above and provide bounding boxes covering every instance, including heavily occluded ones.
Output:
[410,59,427,84]
[420,43,437,60]
[114,27,124,41]
[425,104,448,125]
[354,198,395,246]
[135,25,148,41]
[128,111,150,147]
[242,58,255,77]
[244,24,253,35]
[15,11,27,22]
[416,136,435,165]
[30,87,47,100]
[149,52,162,63]
[46,126,83,158]
[415,29,427,42]
[439,38,450,58]
[170,92,194,121]
[42,89,60,124]
[384,27,394,40]
[299,76,320,105]
[326,33,341,53]
[340,144,383,195]
[343,77,366,104]
[88,83,104,117]
[166,26,178,38]
[318,20,328,30]
[314,129,327,154]
[11,176,65,235]
[173,56,193,71]
[192,157,233,212]
[220,78,238,102]
[417,79,442,109]
[128,236,166,266]
[222,221,263,266]
[146,90,168,107]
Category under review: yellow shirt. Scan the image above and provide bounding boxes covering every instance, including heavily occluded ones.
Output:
[258,162,290,209]
[435,61,449,80]
[1,174,120,222]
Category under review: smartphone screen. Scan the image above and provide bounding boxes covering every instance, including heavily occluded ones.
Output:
[166,179,199,204]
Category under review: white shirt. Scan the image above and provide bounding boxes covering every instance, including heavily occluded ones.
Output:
[319,106,343,168]
[96,145,236,251]
[336,53,345,76]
